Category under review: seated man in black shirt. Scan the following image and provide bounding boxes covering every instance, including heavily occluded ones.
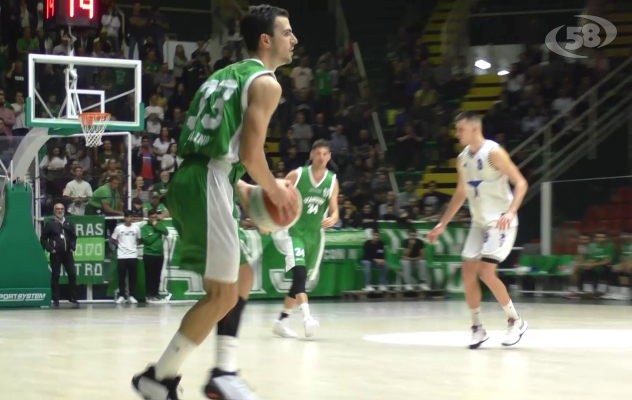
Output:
[362,230,388,291]
[400,229,429,291]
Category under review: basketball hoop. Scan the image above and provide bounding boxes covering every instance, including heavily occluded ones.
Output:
[79,112,111,147]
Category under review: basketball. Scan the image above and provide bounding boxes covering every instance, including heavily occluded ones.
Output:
[248,185,302,232]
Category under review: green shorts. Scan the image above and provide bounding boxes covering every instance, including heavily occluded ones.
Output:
[167,157,243,282]
[272,228,325,280]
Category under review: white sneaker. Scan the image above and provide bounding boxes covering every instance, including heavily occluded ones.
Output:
[272,319,297,338]
[404,284,414,291]
[502,318,529,347]
[379,285,388,291]
[303,317,320,338]
[205,375,263,400]
[469,325,489,349]
[420,283,431,291]
[363,286,375,292]
[114,296,125,304]
[128,296,138,304]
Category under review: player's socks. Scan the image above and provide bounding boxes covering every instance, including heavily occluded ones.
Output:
[501,300,520,320]
[214,297,247,377]
[279,308,292,320]
[470,307,482,326]
[299,303,312,319]
[154,331,198,380]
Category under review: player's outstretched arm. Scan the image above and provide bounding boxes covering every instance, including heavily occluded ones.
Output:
[427,159,467,243]
[322,180,340,229]
[489,146,528,230]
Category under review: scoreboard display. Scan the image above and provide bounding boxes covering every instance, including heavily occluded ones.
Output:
[44,0,100,29]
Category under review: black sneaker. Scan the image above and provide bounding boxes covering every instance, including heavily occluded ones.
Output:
[204,372,262,400]
[132,366,182,400]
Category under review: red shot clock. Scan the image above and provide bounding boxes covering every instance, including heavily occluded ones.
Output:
[44,0,100,29]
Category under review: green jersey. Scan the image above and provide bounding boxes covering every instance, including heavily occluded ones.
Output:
[141,221,169,256]
[620,242,632,263]
[587,241,615,262]
[290,166,336,234]
[178,59,274,187]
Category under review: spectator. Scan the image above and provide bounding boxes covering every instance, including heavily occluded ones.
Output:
[0,90,15,140]
[141,209,169,302]
[161,143,181,176]
[5,61,27,104]
[362,230,388,291]
[11,91,27,137]
[40,203,78,307]
[279,128,296,157]
[168,83,189,113]
[132,176,152,203]
[167,107,184,141]
[145,95,164,136]
[291,112,313,164]
[340,199,358,228]
[149,6,169,63]
[40,146,67,199]
[153,127,175,166]
[155,63,175,100]
[312,113,331,143]
[98,159,125,190]
[130,198,145,222]
[133,136,155,188]
[16,27,38,64]
[76,149,92,182]
[314,61,333,117]
[283,146,301,171]
[359,204,376,230]
[399,180,419,207]
[329,124,349,167]
[172,45,188,87]
[63,166,93,215]
[128,2,147,59]
[420,181,443,213]
[295,88,315,124]
[552,88,574,115]
[96,139,122,171]
[290,56,313,93]
[52,32,71,56]
[153,170,171,203]
[378,191,399,217]
[143,191,169,219]
[214,47,234,72]
[96,28,113,54]
[101,5,122,53]
[399,229,429,291]
[85,175,124,216]
[111,210,142,304]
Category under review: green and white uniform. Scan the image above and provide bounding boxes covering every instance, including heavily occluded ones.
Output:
[272,166,336,280]
[167,59,274,282]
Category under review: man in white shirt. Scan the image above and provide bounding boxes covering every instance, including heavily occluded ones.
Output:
[144,95,164,135]
[63,166,93,215]
[110,211,142,304]
[290,57,313,93]
[11,92,28,137]
[53,33,71,55]
[552,89,573,115]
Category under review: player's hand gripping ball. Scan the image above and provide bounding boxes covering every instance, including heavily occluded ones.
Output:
[248,184,302,233]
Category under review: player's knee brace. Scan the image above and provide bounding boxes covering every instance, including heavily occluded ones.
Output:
[288,265,307,298]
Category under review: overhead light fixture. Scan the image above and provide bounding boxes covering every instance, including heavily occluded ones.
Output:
[475,59,491,70]
[497,69,509,76]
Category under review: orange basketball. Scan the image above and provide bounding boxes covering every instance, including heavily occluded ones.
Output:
[262,185,301,227]
[248,185,302,232]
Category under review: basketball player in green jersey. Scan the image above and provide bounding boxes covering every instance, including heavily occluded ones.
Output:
[271,139,339,338]
[133,5,298,400]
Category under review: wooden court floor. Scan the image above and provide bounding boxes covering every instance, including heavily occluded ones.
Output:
[1,300,631,400]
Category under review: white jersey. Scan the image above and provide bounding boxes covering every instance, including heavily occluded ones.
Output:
[459,140,518,228]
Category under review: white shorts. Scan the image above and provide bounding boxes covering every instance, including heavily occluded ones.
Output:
[461,225,517,263]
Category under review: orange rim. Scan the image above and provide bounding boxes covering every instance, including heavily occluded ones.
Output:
[79,112,111,127]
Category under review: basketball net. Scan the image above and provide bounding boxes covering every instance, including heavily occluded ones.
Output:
[79,112,111,147]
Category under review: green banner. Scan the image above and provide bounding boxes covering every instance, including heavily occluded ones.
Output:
[44,216,107,285]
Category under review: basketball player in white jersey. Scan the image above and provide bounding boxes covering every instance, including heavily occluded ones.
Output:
[427,111,529,349]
